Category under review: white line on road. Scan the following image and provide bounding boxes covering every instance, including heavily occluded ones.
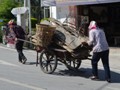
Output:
[82,62,120,72]
[0,45,36,54]
[106,86,120,90]
[0,45,16,51]
[0,77,46,90]
[0,60,19,67]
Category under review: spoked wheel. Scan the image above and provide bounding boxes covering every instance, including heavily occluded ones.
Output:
[39,49,58,74]
[65,59,82,70]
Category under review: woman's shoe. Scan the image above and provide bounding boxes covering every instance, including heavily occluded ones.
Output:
[106,79,111,83]
[22,58,27,64]
[19,60,22,63]
[90,76,99,80]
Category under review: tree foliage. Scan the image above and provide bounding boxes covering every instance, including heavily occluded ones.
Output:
[0,0,20,19]
[30,0,41,21]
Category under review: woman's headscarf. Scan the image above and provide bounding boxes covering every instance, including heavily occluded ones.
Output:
[8,19,16,25]
[88,21,97,30]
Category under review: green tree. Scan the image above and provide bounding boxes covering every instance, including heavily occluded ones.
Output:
[0,0,21,42]
[0,0,20,19]
[31,0,41,21]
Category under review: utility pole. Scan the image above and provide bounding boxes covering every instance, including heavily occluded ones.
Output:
[24,0,31,36]
[28,0,32,36]
[24,0,27,7]
[24,0,32,48]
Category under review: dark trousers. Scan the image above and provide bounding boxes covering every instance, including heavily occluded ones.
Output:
[15,40,26,61]
[92,50,111,79]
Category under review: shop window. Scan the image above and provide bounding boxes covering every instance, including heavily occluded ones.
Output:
[43,7,50,18]
[90,6,108,23]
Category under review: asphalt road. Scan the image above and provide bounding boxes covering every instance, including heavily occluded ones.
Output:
[0,44,120,90]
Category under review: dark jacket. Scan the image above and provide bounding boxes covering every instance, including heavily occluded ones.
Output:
[13,25,26,39]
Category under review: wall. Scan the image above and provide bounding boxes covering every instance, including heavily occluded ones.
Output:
[50,6,57,19]
[56,6,69,23]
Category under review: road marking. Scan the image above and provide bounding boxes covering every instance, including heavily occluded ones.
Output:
[0,60,19,67]
[107,86,120,90]
[0,77,46,90]
[0,46,16,51]
[0,45,36,55]
[82,62,120,72]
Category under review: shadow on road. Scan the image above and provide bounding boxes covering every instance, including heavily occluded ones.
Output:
[53,68,120,83]
[24,62,63,66]
[23,61,120,83]
[24,62,37,65]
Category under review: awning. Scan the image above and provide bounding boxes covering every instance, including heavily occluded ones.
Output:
[56,0,120,6]
[41,0,56,7]
[41,0,120,7]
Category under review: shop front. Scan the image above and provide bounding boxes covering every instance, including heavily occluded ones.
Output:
[42,0,120,46]
[56,0,120,46]
[77,2,120,46]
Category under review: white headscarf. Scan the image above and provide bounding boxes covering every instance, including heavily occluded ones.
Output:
[88,21,97,30]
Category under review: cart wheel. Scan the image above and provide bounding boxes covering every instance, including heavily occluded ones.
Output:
[65,59,81,70]
[39,49,58,74]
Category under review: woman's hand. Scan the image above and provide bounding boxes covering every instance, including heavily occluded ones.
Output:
[15,38,17,42]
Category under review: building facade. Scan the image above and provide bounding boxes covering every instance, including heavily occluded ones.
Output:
[42,0,120,46]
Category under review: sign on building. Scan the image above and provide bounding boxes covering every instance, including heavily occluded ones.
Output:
[11,7,28,15]
[41,0,56,6]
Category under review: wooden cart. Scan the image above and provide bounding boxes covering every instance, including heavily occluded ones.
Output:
[32,18,92,74]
